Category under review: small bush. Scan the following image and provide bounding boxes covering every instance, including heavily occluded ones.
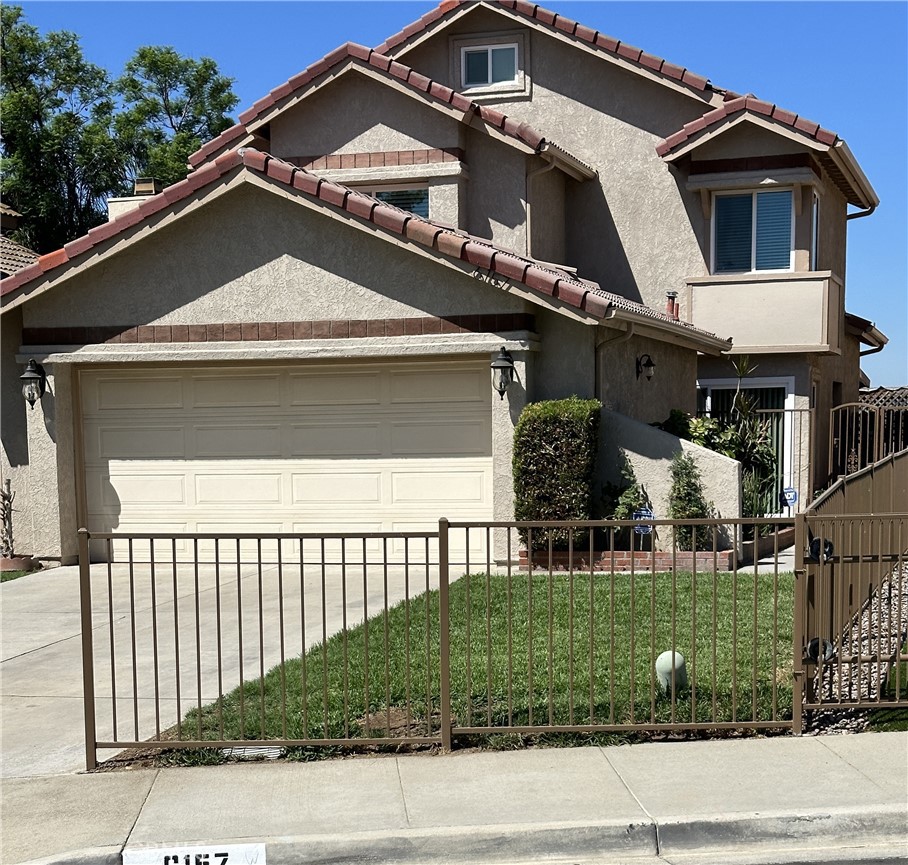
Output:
[513,397,601,549]
[668,452,714,551]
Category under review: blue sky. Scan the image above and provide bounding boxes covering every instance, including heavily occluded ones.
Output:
[18,1,908,387]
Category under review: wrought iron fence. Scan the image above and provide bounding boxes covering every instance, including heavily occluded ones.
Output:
[78,517,798,768]
[830,403,908,478]
[793,449,908,716]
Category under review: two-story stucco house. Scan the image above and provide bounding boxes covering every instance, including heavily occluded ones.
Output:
[0,0,884,563]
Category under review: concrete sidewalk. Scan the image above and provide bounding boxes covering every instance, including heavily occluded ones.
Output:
[3,733,906,865]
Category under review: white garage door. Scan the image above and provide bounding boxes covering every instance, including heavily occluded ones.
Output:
[80,360,493,549]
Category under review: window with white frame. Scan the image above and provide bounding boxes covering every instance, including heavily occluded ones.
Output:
[712,189,794,274]
[355,185,429,218]
[461,43,518,89]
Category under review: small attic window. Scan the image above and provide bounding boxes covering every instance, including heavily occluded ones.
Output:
[462,44,517,88]
[452,32,529,99]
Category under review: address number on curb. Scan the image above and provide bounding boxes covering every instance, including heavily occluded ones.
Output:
[122,843,266,865]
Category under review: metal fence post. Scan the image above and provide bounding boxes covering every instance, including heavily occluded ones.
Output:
[78,529,98,770]
[438,518,452,751]
[791,513,806,734]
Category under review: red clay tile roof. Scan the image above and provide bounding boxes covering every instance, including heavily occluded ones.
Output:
[0,149,725,348]
[188,43,590,173]
[655,94,839,158]
[375,0,711,93]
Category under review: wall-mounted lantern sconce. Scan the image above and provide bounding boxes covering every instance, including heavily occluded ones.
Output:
[20,359,47,410]
[636,354,655,381]
[490,347,515,400]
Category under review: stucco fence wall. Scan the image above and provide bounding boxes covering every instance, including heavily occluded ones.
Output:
[600,409,742,552]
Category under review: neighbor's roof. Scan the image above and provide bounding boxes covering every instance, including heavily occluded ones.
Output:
[0,149,728,352]
[0,235,39,277]
[376,0,713,95]
[656,94,878,208]
[188,43,594,180]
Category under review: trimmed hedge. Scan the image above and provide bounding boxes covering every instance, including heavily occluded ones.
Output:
[513,397,601,548]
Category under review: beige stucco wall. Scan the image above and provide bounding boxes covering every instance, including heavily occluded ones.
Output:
[1,307,35,556]
[23,184,530,330]
[269,72,461,158]
[597,329,698,424]
[462,128,528,253]
[529,156,565,262]
[600,409,742,550]
[693,122,809,160]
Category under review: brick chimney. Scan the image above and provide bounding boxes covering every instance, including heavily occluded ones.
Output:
[665,290,679,321]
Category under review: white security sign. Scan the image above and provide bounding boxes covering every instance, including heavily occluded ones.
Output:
[123,843,266,865]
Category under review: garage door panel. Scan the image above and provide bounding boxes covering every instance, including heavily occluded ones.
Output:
[289,423,382,457]
[100,474,187,507]
[289,372,381,406]
[195,473,283,505]
[392,470,485,504]
[191,374,281,408]
[391,419,489,456]
[91,376,184,412]
[194,424,282,458]
[92,425,186,460]
[292,472,382,504]
[390,368,486,404]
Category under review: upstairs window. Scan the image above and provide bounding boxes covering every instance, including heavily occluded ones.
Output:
[461,44,518,89]
[374,187,429,218]
[713,189,793,273]
[352,185,429,218]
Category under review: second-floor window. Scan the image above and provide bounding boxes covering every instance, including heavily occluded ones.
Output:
[360,186,429,218]
[713,189,793,274]
[461,44,518,89]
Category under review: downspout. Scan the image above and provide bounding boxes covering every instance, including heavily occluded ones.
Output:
[846,204,876,221]
[860,343,884,357]
[525,149,557,259]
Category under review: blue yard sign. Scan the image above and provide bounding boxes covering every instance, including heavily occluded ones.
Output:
[783,487,798,506]
[633,507,654,534]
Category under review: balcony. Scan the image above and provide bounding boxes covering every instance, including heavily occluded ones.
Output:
[685,270,843,354]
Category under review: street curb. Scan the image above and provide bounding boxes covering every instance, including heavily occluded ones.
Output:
[16,804,908,865]
[14,847,122,865]
[656,802,908,855]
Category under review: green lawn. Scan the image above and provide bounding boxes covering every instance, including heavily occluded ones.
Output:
[1,569,32,583]
[182,570,795,745]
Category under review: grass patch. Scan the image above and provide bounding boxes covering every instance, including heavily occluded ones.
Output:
[180,570,794,746]
[867,643,908,732]
[1,569,32,583]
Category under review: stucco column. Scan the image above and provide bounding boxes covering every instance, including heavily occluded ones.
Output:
[21,362,78,563]
[491,349,529,563]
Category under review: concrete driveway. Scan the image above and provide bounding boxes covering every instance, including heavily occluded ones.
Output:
[1,553,440,778]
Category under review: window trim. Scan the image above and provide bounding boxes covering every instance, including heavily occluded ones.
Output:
[352,182,430,218]
[711,188,796,275]
[450,32,529,99]
[460,43,519,89]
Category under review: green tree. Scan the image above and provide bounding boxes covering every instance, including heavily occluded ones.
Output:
[667,452,714,551]
[116,46,239,186]
[0,8,239,252]
[0,5,127,252]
